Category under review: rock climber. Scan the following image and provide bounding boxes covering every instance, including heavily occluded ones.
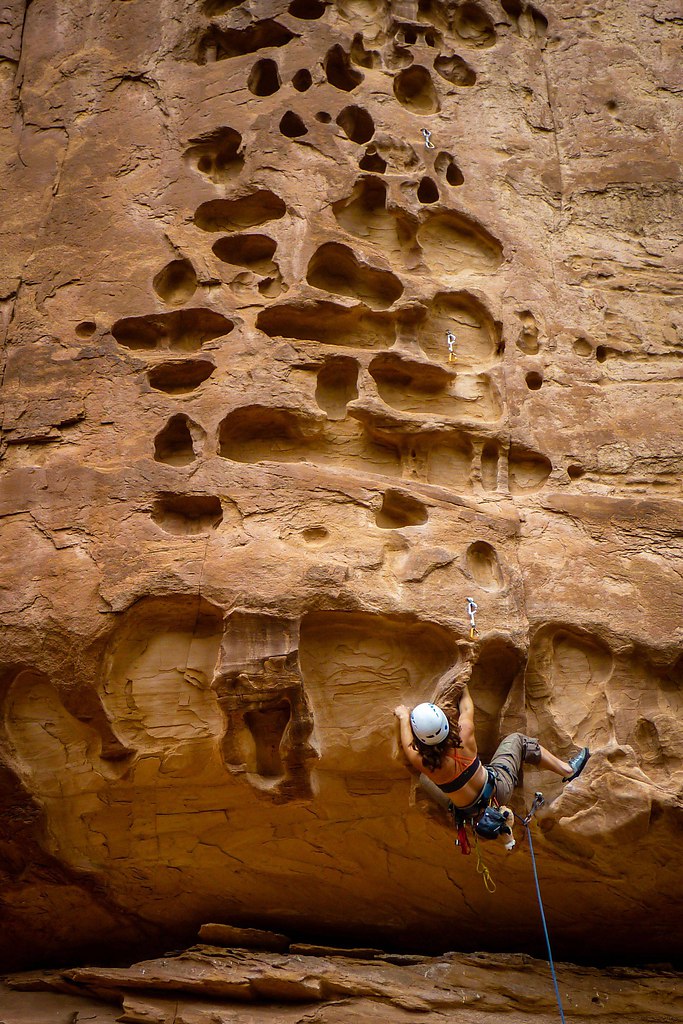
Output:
[394,687,590,823]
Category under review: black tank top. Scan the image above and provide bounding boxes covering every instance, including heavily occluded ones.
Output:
[437,755,482,793]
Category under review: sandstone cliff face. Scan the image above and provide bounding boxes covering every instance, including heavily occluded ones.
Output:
[0,0,682,979]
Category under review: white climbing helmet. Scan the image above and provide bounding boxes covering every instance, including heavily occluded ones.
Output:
[410,703,449,745]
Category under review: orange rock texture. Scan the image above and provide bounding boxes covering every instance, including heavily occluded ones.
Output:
[1,0,682,986]
[4,941,683,1023]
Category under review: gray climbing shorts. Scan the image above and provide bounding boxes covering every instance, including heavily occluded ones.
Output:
[488,732,542,805]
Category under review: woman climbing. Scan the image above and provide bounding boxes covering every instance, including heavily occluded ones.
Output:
[394,686,590,819]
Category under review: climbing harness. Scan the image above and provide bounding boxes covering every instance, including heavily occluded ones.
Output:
[466,597,479,639]
[514,794,568,1024]
[449,767,496,848]
[446,330,456,363]
[421,127,435,149]
[449,776,512,893]
[451,801,498,891]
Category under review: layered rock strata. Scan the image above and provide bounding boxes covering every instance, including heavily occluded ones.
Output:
[0,0,682,973]
[3,941,683,1024]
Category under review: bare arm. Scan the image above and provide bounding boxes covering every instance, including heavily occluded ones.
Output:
[394,705,423,770]
[432,646,475,717]
[457,685,476,748]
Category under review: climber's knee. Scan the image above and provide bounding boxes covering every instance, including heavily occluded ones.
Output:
[489,733,524,791]
[521,736,542,766]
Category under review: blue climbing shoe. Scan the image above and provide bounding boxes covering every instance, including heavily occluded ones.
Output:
[563,747,590,782]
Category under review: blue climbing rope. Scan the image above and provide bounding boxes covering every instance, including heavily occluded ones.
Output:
[528,823,569,1024]
[518,798,573,1024]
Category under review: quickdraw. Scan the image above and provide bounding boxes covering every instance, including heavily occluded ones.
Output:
[421,127,435,149]
[466,597,479,640]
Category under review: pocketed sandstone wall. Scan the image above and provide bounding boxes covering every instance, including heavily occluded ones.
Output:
[0,0,681,970]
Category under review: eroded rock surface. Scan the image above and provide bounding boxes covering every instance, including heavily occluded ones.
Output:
[0,0,682,976]
[4,942,683,1024]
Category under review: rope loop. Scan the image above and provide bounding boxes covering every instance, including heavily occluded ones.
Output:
[473,833,496,893]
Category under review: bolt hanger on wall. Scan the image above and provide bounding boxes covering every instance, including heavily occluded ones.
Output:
[446,330,456,363]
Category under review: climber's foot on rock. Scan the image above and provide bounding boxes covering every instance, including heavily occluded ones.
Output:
[563,747,590,782]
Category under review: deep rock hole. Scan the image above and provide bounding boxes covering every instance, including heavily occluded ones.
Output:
[248,58,281,96]
[194,191,286,231]
[417,176,439,203]
[197,20,294,64]
[153,259,198,305]
[154,415,202,466]
[288,0,325,18]
[213,234,277,274]
[151,494,223,535]
[393,66,440,114]
[112,310,233,351]
[184,127,243,184]
[336,105,374,144]
[435,151,464,186]
[359,148,387,173]
[306,242,403,309]
[325,44,363,91]
[315,357,359,419]
[148,359,215,394]
[280,111,308,138]
[292,68,313,91]
[376,489,428,528]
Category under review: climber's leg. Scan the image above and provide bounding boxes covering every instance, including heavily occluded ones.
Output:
[489,734,589,800]
[488,733,542,804]
[418,773,453,812]
[537,746,572,777]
